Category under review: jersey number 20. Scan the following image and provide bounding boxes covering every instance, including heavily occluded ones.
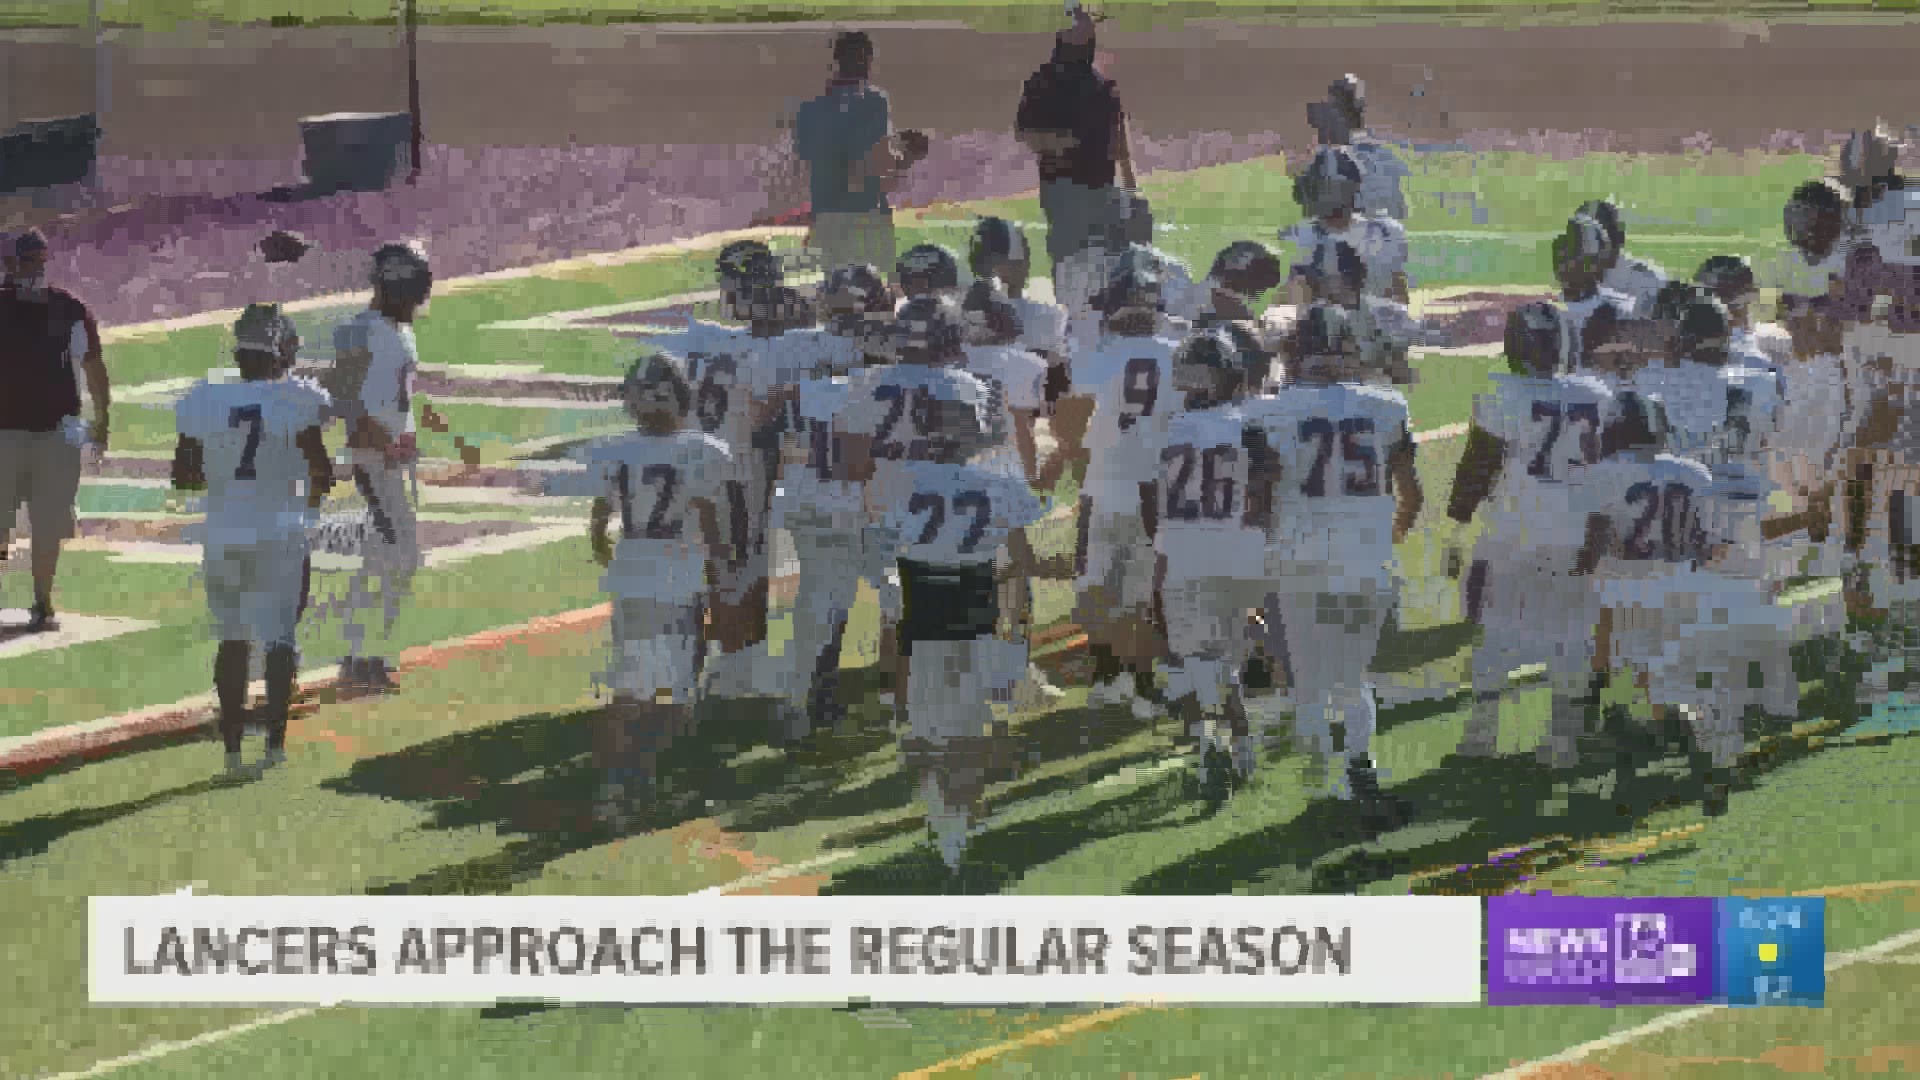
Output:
[1623,481,1697,561]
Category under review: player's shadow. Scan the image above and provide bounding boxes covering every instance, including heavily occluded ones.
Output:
[326,700,877,895]
[730,697,1159,837]
[1125,752,1611,897]
[821,760,1199,896]
[0,775,234,867]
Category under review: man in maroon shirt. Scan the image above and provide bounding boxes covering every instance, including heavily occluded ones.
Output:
[1016,5,1138,268]
[0,230,109,632]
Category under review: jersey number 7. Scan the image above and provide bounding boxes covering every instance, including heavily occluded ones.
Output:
[228,405,264,480]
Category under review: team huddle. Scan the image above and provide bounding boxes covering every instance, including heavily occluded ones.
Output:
[164,118,1920,877]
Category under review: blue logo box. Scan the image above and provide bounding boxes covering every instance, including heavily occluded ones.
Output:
[1714,897,1825,1007]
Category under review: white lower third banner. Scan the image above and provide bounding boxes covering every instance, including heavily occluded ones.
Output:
[90,895,1484,1005]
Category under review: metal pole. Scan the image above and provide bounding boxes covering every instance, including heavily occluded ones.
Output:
[89,0,108,194]
[91,0,109,118]
[405,0,422,183]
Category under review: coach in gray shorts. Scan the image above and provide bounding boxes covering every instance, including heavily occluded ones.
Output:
[1016,7,1137,266]
[0,229,108,633]
[795,31,899,277]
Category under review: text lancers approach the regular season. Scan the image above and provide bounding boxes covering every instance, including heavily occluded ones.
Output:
[121,922,1356,978]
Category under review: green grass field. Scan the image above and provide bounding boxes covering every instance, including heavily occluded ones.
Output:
[6,146,1919,1080]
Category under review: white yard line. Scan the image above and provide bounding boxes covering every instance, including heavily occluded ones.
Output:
[98,227,807,343]
[1479,924,1920,1080]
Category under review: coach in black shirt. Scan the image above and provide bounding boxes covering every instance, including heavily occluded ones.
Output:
[0,229,107,633]
[1016,7,1137,267]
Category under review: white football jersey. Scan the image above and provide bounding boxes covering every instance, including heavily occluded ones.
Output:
[592,430,733,601]
[1474,372,1622,546]
[1246,382,1411,567]
[1355,297,1420,382]
[775,373,863,522]
[1734,323,1793,371]
[1602,253,1669,316]
[1156,404,1265,583]
[1582,453,1719,580]
[1771,354,1849,476]
[1072,334,1183,509]
[1283,216,1410,297]
[1009,296,1069,357]
[874,460,1045,569]
[643,321,783,471]
[1856,187,1920,267]
[840,362,1003,465]
[1634,361,1782,478]
[335,309,418,439]
[1349,136,1411,221]
[764,326,862,383]
[963,343,1048,478]
[175,376,331,537]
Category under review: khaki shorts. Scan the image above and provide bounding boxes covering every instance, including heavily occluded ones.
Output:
[807,210,897,277]
[0,427,83,542]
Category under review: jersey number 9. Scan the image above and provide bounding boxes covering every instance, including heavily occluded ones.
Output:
[1118,357,1159,432]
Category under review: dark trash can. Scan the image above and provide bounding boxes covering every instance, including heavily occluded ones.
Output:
[0,114,101,194]
[299,112,412,194]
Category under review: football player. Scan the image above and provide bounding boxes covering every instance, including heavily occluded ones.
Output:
[896,243,965,305]
[586,354,734,823]
[1578,402,1749,816]
[1577,199,1670,316]
[1247,303,1420,824]
[326,242,432,694]
[871,392,1047,872]
[1631,294,1802,724]
[1195,240,1287,392]
[1446,303,1622,763]
[960,280,1068,708]
[1053,263,1186,715]
[839,296,1007,720]
[172,304,333,777]
[1282,146,1411,305]
[1556,215,1639,378]
[1152,328,1270,794]
[634,245,808,700]
[769,264,895,740]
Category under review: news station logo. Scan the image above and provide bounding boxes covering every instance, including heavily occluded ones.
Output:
[1488,896,1826,1008]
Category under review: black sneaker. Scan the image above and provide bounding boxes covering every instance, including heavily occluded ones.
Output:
[361,657,399,694]
[1347,758,1411,831]
[26,603,56,633]
[1702,783,1731,818]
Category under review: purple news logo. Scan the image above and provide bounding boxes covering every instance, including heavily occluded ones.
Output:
[1488,895,1716,1006]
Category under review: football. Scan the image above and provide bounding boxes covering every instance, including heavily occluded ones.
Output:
[259,229,311,264]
